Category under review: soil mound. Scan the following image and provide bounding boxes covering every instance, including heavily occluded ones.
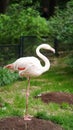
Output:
[0,117,63,130]
[36,92,73,104]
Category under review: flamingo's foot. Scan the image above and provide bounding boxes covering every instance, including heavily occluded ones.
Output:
[24,115,33,121]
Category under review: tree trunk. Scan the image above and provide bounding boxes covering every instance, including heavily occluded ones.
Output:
[0,0,9,13]
[40,0,57,18]
[40,0,69,18]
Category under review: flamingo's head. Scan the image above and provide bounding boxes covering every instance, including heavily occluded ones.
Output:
[39,44,55,53]
[4,64,14,71]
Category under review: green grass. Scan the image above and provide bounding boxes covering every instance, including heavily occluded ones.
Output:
[0,57,73,130]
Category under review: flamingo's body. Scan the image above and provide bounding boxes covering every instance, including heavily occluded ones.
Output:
[12,56,47,77]
[4,44,55,120]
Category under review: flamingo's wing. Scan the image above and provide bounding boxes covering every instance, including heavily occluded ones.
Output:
[15,57,42,77]
[14,56,41,71]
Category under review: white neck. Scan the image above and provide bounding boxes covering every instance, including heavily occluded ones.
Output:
[36,45,50,73]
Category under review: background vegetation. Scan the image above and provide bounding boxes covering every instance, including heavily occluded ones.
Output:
[0,0,73,44]
[0,1,73,130]
[0,0,73,67]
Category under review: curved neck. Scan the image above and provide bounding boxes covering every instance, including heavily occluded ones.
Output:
[36,45,50,73]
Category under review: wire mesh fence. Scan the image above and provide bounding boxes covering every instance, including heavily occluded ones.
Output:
[0,36,73,66]
[0,44,19,66]
[0,36,40,66]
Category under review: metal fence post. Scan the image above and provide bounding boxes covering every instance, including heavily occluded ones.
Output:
[19,36,24,57]
[54,38,59,57]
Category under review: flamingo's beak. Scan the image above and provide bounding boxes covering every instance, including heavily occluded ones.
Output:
[51,48,55,53]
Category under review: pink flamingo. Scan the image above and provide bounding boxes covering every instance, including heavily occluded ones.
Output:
[4,44,55,120]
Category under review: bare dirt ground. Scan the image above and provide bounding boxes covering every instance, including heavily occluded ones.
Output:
[0,92,73,130]
[0,117,63,130]
[36,92,73,104]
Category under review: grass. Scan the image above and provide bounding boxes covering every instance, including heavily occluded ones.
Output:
[0,56,73,130]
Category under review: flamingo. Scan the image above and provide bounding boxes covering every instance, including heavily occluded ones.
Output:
[4,44,55,120]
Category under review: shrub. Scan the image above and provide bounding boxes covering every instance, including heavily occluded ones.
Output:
[0,67,19,86]
[48,0,73,43]
[47,0,73,68]
[0,4,48,45]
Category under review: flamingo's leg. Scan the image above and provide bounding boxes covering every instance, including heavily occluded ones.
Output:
[24,77,32,120]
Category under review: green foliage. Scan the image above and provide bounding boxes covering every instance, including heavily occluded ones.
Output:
[10,0,40,9]
[65,53,73,68]
[35,111,73,130]
[48,114,73,130]
[10,0,33,5]
[47,0,73,68]
[0,4,48,44]
[0,101,23,118]
[35,111,49,120]
[48,0,73,43]
[61,103,70,110]
[0,67,19,86]
[0,14,11,44]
